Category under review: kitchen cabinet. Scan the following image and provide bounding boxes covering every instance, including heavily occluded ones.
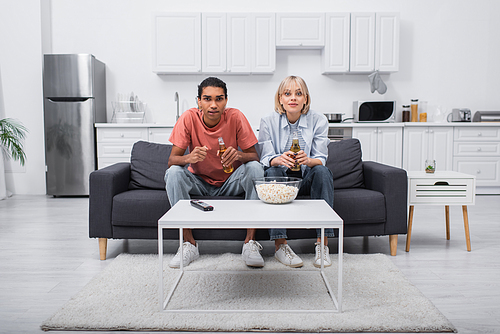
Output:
[453,127,500,190]
[149,128,173,145]
[97,127,149,169]
[251,13,276,73]
[227,13,276,74]
[352,126,402,167]
[403,126,454,172]
[202,13,227,73]
[375,12,400,72]
[321,13,350,73]
[276,13,325,48]
[96,126,173,169]
[152,13,201,74]
[202,13,275,74]
[350,12,399,73]
[154,13,274,74]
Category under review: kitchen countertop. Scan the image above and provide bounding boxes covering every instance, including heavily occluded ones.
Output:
[95,122,499,128]
[95,123,175,127]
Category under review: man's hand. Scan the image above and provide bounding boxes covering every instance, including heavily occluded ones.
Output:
[187,146,209,164]
[218,146,239,168]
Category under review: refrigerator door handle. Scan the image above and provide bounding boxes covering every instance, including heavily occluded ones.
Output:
[47,97,91,103]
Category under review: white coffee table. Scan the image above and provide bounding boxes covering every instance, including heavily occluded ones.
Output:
[158,199,344,313]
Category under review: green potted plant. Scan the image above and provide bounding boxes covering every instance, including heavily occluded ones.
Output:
[0,118,28,200]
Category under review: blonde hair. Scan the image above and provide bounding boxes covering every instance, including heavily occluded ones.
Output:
[274,76,311,115]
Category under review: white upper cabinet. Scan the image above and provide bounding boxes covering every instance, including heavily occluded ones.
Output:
[153,12,398,74]
[227,13,276,74]
[350,12,400,73]
[252,13,276,73]
[227,13,252,74]
[152,13,201,73]
[202,13,227,73]
[276,13,325,48]
[375,13,400,72]
[202,13,275,74]
[350,13,376,72]
[321,13,350,73]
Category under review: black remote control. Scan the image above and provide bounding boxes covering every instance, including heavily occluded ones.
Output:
[190,200,214,211]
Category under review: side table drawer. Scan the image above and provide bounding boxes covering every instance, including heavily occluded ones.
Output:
[409,178,475,204]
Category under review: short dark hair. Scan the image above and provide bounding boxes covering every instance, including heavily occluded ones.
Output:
[197,77,227,98]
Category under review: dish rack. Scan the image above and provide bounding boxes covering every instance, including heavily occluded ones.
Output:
[111,93,147,123]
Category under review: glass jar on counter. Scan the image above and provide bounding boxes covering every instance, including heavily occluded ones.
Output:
[411,99,419,122]
[402,105,410,122]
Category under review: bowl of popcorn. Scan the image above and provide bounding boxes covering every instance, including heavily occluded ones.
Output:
[253,177,302,204]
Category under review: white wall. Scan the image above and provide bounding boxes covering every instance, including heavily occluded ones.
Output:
[1,0,500,194]
[0,0,46,195]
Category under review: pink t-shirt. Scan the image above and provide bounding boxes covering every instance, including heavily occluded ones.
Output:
[169,107,258,187]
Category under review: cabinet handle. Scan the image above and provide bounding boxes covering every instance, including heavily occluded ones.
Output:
[150,131,153,135]
[477,147,482,152]
[429,130,434,133]
[121,149,125,153]
[478,132,482,136]
[120,133,124,137]
[425,129,429,133]
[477,169,481,174]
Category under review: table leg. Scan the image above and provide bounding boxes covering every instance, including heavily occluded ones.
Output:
[445,205,450,240]
[462,206,472,252]
[158,226,163,311]
[338,225,343,313]
[405,205,414,252]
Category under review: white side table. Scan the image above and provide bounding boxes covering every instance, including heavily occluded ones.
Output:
[406,171,476,252]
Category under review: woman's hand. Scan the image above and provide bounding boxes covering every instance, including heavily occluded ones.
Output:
[294,150,311,167]
[273,150,300,168]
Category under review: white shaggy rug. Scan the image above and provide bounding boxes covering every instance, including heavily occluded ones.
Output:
[41,253,456,332]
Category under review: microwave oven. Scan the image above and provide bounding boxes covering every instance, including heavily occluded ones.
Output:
[353,101,395,122]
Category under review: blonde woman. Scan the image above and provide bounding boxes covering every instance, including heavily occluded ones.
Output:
[258,75,334,268]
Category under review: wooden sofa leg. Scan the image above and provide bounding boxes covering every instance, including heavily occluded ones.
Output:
[99,238,108,260]
[389,235,398,256]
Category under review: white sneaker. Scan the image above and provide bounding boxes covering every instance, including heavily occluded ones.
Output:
[242,240,264,267]
[169,242,199,268]
[275,244,303,268]
[313,242,332,268]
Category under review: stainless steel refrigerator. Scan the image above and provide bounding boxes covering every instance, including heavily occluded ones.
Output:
[43,54,106,196]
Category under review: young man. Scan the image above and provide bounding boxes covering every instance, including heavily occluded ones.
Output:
[164,77,265,268]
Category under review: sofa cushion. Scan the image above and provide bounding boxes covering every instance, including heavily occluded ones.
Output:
[112,189,170,227]
[129,141,172,190]
[326,139,365,189]
[333,188,385,225]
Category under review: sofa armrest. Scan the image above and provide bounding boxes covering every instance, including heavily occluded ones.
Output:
[362,161,408,235]
[89,163,131,238]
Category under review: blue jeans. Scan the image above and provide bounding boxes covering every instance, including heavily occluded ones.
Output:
[164,161,264,206]
[265,165,335,240]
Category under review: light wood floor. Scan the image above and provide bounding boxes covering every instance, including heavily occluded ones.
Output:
[0,194,499,334]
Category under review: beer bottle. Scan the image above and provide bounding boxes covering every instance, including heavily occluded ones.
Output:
[218,137,234,173]
[289,131,300,172]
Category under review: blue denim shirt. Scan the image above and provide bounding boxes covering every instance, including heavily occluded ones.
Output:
[258,110,329,174]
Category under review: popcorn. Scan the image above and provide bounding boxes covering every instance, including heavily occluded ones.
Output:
[255,183,299,204]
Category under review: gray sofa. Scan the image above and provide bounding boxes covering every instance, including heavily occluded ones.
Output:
[89,138,407,260]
